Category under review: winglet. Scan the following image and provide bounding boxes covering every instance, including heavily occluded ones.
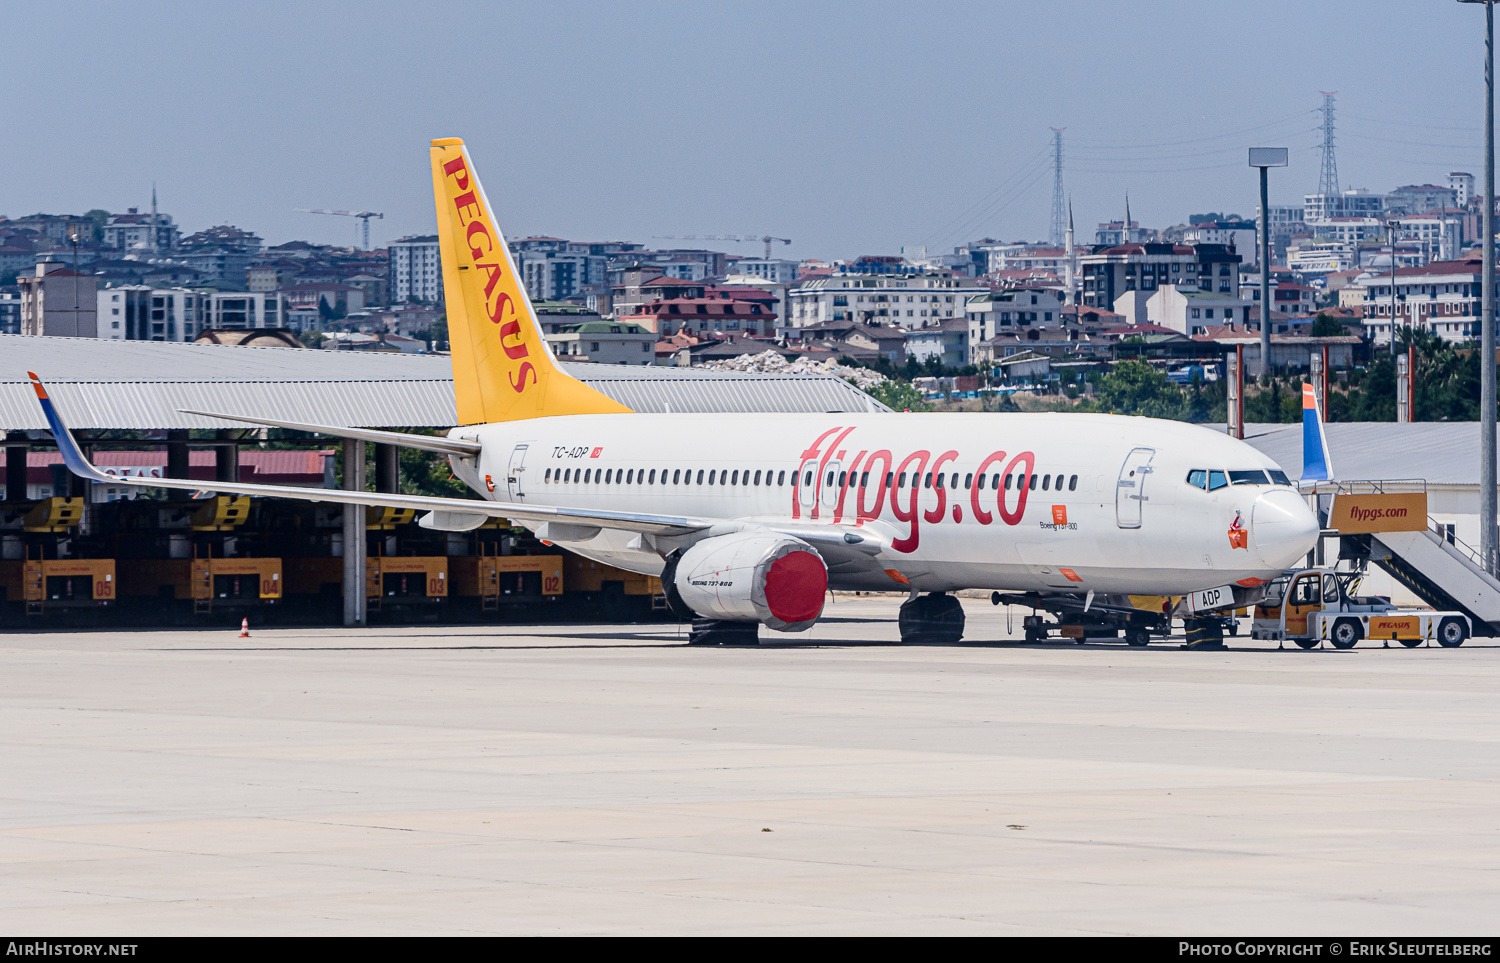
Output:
[27,373,109,483]
[1300,383,1334,482]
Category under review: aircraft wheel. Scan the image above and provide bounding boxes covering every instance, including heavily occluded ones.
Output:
[688,619,760,646]
[1292,638,1319,649]
[899,592,965,644]
[1125,625,1151,647]
[1437,617,1468,648]
[1329,618,1363,650]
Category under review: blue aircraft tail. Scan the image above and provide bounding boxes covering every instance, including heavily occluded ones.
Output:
[1300,383,1333,483]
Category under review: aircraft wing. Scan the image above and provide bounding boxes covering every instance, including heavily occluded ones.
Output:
[178,409,482,456]
[30,373,708,538]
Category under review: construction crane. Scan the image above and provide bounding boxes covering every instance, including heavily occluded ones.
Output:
[295,209,385,250]
[652,234,791,259]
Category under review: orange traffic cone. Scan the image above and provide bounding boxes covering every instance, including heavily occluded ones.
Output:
[239,618,250,638]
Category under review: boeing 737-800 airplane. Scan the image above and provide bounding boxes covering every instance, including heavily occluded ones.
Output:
[30,138,1320,643]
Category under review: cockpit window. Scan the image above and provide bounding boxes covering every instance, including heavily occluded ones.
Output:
[1268,469,1292,486]
[1186,469,1207,490]
[1229,469,1270,485]
[1207,470,1228,491]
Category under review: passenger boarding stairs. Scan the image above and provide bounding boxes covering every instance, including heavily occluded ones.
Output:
[1367,521,1500,637]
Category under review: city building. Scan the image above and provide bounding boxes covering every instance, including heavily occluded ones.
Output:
[1303,188,1386,222]
[8,213,93,247]
[1144,284,1252,336]
[1450,171,1476,207]
[101,206,179,254]
[203,292,289,330]
[342,274,388,308]
[1094,220,1152,245]
[543,319,656,364]
[792,321,908,364]
[98,286,203,341]
[389,235,443,304]
[904,318,969,368]
[716,274,796,337]
[1394,214,1463,262]
[609,268,704,318]
[787,274,986,330]
[1240,278,1316,322]
[1307,216,1383,245]
[963,288,1065,361]
[0,292,20,334]
[1079,243,1241,310]
[728,258,799,283]
[18,260,98,337]
[1355,257,1487,345]
[624,296,776,338]
[281,281,365,316]
[175,247,257,286]
[984,246,1068,273]
[1387,184,1460,215]
[1180,221,1257,265]
[1286,239,1356,274]
[180,224,263,255]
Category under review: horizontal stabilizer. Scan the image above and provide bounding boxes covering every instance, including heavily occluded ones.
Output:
[178,408,481,456]
[25,372,706,538]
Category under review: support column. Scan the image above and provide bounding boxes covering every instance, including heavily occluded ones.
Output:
[374,443,398,494]
[6,444,27,502]
[342,438,366,627]
[166,429,190,480]
[215,429,239,483]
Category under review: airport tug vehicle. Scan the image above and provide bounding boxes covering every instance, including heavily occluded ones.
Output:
[1249,566,1470,649]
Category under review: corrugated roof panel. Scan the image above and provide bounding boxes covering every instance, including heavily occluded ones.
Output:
[0,335,885,429]
[1212,421,1495,486]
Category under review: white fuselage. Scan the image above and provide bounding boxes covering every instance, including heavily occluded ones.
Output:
[448,411,1319,596]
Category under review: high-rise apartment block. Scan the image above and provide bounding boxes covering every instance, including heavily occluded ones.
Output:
[389,235,443,304]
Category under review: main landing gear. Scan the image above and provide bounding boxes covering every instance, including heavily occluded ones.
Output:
[687,619,761,646]
[899,592,965,644]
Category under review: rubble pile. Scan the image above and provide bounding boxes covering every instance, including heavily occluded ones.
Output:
[695,350,887,388]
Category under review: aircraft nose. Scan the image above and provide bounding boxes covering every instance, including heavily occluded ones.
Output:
[1251,488,1320,570]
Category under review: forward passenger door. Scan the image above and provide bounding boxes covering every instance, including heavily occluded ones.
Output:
[1116,448,1155,529]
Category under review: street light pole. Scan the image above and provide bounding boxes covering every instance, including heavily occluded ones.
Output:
[1249,148,1287,378]
[1462,0,1498,573]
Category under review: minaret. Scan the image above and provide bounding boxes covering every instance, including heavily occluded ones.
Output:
[1124,194,1132,244]
[150,183,159,254]
[1063,198,1076,305]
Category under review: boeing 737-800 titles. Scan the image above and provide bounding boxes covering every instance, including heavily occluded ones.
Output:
[30,137,1320,643]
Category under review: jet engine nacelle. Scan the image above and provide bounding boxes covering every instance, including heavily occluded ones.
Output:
[669,532,827,631]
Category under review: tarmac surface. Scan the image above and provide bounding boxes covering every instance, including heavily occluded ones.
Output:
[1,597,1497,935]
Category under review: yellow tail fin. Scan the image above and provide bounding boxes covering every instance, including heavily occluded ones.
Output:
[430,137,631,425]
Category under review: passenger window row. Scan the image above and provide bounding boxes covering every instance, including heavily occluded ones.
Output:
[1185,468,1291,490]
[542,466,1080,493]
[544,467,788,486]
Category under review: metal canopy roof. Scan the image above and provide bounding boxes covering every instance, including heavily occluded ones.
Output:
[0,335,886,431]
[1211,421,1495,487]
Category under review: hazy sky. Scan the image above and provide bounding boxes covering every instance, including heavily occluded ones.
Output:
[0,1,1489,261]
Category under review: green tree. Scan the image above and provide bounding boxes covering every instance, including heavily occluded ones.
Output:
[82,209,109,244]
[1080,360,1191,419]
[1310,314,1345,338]
[865,379,930,411]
